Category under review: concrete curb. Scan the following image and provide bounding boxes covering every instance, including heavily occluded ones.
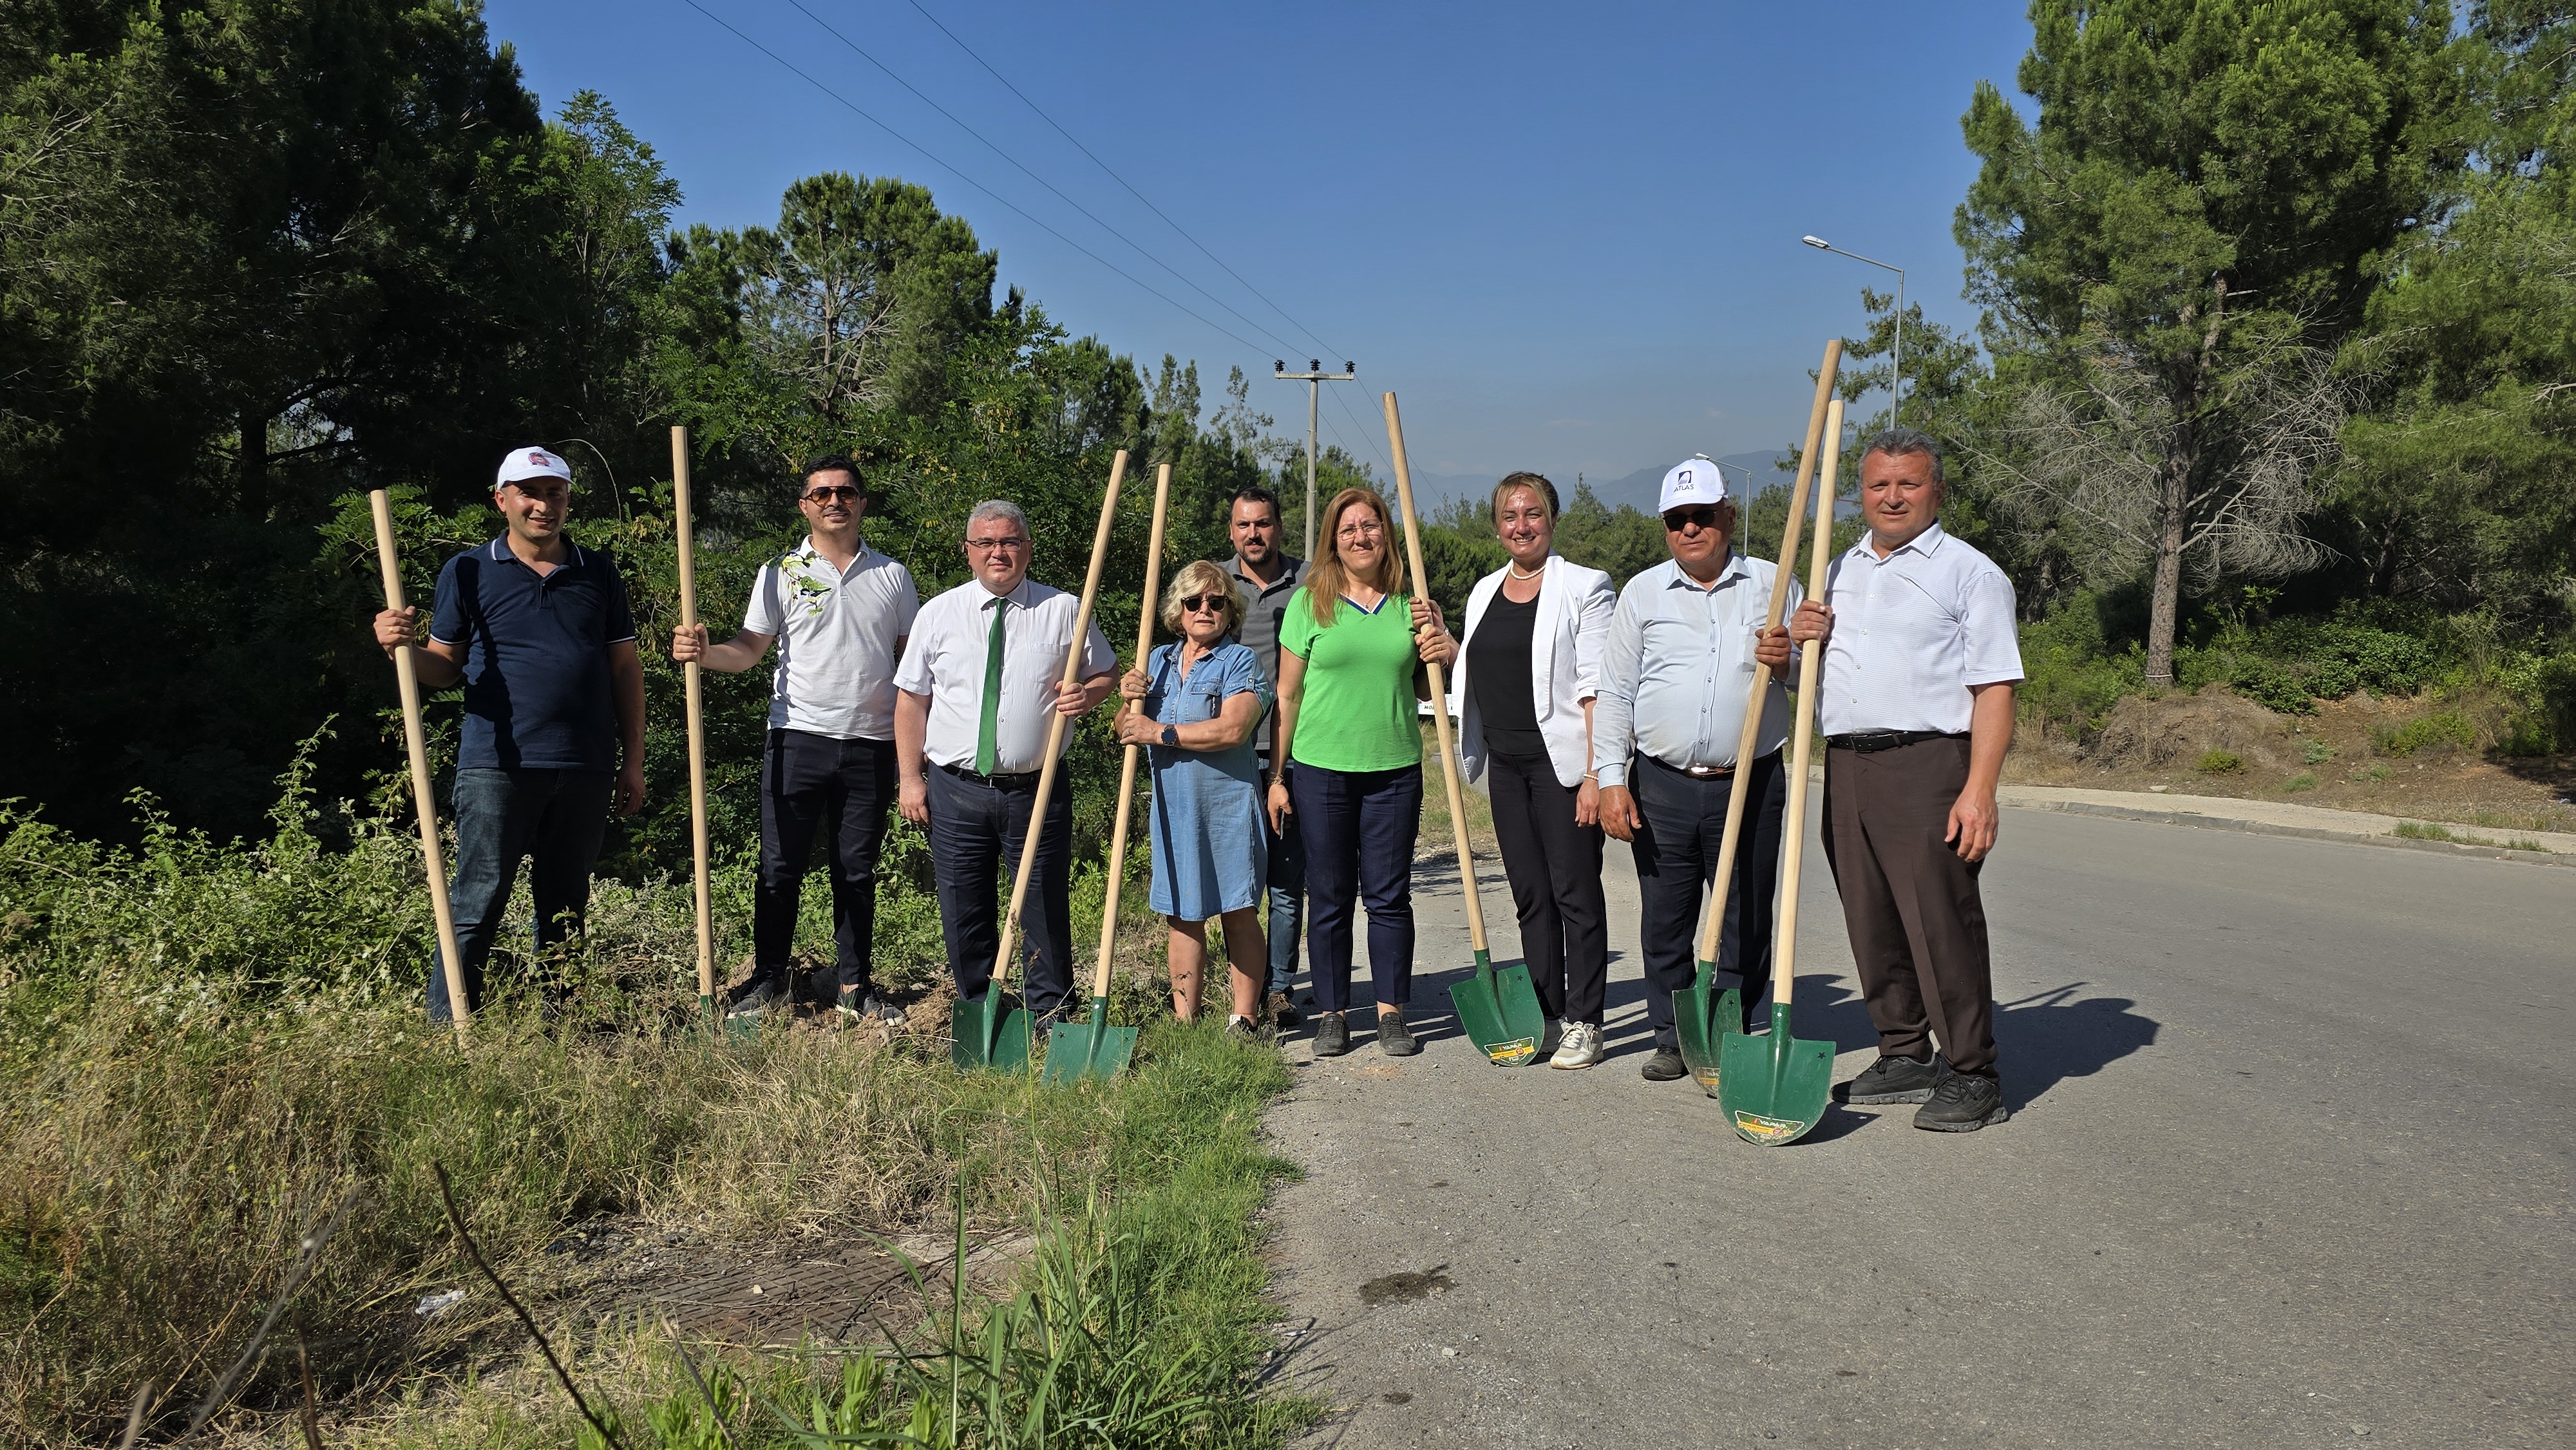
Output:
[2002,793,2576,869]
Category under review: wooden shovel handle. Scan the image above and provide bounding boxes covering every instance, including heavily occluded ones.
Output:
[1697,341,1844,965]
[369,489,471,1045]
[1770,400,1846,1003]
[1091,463,1171,999]
[992,449,1128,990]
[672,428,714,1007]
[1384,393,1488,955]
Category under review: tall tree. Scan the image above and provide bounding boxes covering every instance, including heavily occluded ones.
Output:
[1957,0,2460,684]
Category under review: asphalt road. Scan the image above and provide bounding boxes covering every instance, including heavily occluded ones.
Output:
[1262,805,2573,1449]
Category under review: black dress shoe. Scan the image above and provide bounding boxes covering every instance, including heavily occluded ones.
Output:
[1313,1011,1352,1057]
[1915,1071,2008,1132]
[1836,1053,1941,1104]
[1640,1046,1687,1082]
[1377,1008,1418,1057]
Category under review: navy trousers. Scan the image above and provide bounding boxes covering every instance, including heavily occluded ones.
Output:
[924,762,1074,1017]
[1627,751,1785,1048]
[430,766,613,1020]
[1291,761,1423,1013]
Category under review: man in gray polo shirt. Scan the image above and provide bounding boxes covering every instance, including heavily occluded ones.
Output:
[1769,428,2023,1132]
[674,455,920,1022]
[1222,484,1309,1030]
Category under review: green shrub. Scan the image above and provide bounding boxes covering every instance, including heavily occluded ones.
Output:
[2195,749,2244,774]
[2284,772,2318,792]
[2302,738,2336,765]
[2369,711,2479,757]
[2354,762,2392,782]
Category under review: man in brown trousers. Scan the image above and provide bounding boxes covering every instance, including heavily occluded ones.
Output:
[1761,428,2022,1131]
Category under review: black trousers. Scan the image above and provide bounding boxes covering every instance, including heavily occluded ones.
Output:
[1484,749,1609,1024]
[925,761,1074,1015]
[1822,737,1998,1077]
[1629,751,1786,1048]
[755,729,896,995]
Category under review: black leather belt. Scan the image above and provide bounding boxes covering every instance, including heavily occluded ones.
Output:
[938,760,1041,789]
[1827,730,1967,753]
[1640,751,1772,780]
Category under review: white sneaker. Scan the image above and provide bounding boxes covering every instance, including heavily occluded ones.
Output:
[1549,1021,1604,1069]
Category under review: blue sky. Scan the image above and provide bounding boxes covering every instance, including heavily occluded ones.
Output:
[486,1,2035,495]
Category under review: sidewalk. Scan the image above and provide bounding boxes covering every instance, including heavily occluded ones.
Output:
[1997,783,2576,867]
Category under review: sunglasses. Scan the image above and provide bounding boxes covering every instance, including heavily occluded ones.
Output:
[1177,593,1226,614]
[1661,506,1724,532]
[803,485,861,503]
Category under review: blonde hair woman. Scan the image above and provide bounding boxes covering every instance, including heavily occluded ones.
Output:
[1265,487,1457,1059]
[1115,560,1273,1032]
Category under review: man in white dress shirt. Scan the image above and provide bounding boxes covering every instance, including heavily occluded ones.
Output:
[1768,428,2023,1132]
[1595,457,1801,1083]
[893,500,1116,1023]
[672,455,918,1024]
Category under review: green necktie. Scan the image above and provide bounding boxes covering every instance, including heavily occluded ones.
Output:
[975,596,1005,774]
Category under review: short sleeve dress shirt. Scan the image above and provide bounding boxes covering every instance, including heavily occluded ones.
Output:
[1815,523,2025,737]
[893,577,1115,773]
[428,538,637,772]
[741,538,920,741]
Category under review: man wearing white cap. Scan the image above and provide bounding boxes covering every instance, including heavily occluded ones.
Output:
[1592,456,1799,1082]
[372,445,646,1020]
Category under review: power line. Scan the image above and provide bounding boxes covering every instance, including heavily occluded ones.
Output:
[783,0,1309,360]
[901,0,1347,362]
[676,0,1271,357]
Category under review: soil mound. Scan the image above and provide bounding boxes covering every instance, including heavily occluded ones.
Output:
[2090,686,2291,771]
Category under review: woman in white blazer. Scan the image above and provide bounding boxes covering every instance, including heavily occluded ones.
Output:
[1450,473,1618,1069]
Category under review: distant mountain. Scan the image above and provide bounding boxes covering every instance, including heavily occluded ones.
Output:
[1578,450,1793,515]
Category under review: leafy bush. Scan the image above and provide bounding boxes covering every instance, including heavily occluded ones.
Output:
[2195,749,2244,774]
[2018,594,2143,739]
[2284,772,2318,792]
[2302,738,2336,765]
[2369,711,2479,757]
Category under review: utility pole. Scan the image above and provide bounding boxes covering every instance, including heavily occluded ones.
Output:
[1274,359,1356,561]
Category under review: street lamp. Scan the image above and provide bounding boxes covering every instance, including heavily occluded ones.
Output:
[1801,234,1905,426]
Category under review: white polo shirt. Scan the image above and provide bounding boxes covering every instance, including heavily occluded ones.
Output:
[1816,523,2024,737]
[742,538,920,742]
[894,576,1114,774]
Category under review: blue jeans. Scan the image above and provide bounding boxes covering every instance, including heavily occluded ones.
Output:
[1262,756,1305,999]
[430,767,614,1021]
[1291,762,1422,1013]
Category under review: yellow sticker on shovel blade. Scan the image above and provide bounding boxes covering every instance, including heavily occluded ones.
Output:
[1690,1068,1721,1091]
[1484,1037,1537,1066]
[1732,1111,1809,1145]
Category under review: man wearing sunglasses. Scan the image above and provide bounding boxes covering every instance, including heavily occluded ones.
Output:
[893,500,1117,1029]
[673,455,920,1024]
[1220,485,1309,1031]
[1591,457,1799,1082]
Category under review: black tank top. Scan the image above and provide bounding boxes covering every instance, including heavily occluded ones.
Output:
[1468,589,1546,757]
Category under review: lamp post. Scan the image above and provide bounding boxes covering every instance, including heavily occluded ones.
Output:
[1801,236,1904,426]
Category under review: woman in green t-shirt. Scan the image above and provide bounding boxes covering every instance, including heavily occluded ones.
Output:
[1265,485,1457,1059]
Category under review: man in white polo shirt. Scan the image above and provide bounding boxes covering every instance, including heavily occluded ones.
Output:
[893,500,1115,1026]
[1766,428,2023,1132]
[672,455,919,1022]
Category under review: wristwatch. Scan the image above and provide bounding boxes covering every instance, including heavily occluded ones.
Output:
[1161,725,1179,746]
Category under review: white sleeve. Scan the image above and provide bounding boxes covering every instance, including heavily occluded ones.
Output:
[893,601,938,694]
[1960,565,2025,686]
[1571,572,1616,701]
[889,562,921,636]
[1080,617,1115,677]
[742,563,783,636]
[1591,585,1647,787]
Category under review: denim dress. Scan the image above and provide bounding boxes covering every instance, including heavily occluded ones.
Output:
[1143,641,1271,920]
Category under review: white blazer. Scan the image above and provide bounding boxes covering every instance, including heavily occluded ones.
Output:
[1449,554,1617,787]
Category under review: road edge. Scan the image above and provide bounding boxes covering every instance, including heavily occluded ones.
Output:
[2002,793,2576,869]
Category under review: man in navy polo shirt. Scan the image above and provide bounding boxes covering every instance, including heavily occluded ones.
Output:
[373,445,646,1019]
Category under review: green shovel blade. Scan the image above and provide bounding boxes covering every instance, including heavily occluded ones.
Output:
[1448,950,1548,1066]
[951,991,1032,1073]
[1672,964,1742,1097]
[1716,1003,1834,1146]
[1040,997,1135,1086]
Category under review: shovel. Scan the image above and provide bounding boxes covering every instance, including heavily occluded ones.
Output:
[1385,393,1548,1066]
[954,449,1127,1072]
[672,428,720,1025]
[1718,398,1847,1145]
[1045,462,1171,1085]
[1674,341,1842,1094]
[369,489,473,1046]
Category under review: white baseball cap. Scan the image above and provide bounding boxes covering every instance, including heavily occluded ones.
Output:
[495,446,573,489]
[1658,455,1728,513]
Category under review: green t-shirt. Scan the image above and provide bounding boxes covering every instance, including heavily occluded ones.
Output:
[1279,585,1425,773]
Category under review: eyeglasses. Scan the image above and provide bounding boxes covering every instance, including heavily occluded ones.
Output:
[803,485,860,503]
[1335,518,1386,541]
[1177,593,1225,614]
[1661,506,1723,532]
[965,536,1028,553]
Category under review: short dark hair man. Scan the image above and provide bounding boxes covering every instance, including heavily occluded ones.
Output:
[372,446,645,1019]
[673,455,920,1022]
[1763,429,2023,1131]
[1222,483,1309,1030]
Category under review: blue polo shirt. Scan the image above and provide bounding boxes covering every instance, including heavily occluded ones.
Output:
[428,538,638,772]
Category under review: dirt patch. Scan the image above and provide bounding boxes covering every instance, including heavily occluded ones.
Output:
[2010,689,2576,834]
